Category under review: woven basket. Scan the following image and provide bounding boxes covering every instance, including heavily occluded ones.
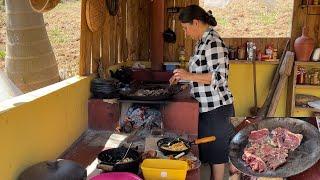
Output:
[86,0,106,32]
[29,0,60,13]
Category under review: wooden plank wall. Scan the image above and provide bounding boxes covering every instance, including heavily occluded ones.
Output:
[80,0,151,75]
[291,0,320,50]
[164,0,199,62]
[223,38,290,59]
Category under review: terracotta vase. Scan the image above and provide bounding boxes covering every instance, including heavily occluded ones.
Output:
[294,26,315,61]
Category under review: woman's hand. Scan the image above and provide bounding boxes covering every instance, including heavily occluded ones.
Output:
[172,69,192,81]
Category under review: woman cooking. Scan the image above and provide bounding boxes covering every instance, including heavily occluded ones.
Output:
[169,5,235,180]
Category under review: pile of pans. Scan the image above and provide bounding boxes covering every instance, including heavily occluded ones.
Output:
[90,78,118,99]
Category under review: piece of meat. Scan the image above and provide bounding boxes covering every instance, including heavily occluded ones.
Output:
[271,127,303,151]
[242,151,267,172]
[248,128,270,144]
[284,131,303,151]
[243,127,303,172]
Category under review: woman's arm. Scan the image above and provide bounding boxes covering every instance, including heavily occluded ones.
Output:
[170,69,212,85]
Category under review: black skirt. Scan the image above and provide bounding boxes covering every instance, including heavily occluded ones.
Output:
[198,104,235,164]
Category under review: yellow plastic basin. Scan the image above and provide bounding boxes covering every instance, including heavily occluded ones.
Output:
[141,159,188,180]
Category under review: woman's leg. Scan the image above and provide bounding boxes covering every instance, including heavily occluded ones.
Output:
[211,163,225,180]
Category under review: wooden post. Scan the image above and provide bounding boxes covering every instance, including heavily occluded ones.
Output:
[151,0,164,70]
[80,0,93,76]
[92,31,101,74]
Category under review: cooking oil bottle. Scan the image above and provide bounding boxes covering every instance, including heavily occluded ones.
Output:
[178,45,187,69]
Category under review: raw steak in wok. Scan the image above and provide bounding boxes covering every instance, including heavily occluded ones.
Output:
[243,127,303,172]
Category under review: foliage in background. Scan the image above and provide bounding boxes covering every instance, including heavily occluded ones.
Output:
[200,0,294,38]
[0,50,5,59]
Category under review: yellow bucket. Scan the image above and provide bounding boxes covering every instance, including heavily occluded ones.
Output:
[141,159,188,180]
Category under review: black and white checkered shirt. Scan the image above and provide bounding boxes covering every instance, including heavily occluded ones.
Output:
[189,26,233,113]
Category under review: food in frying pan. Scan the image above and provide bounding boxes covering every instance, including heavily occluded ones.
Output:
[242,127,303,172]
[161,141,189,151]
[132,88,170,97]
[117,157,134,164]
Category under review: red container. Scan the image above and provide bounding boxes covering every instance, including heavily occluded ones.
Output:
[294,26,315,61]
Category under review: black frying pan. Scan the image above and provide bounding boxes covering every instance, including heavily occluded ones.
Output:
[96,147,140,174]
[229,118,320,177]
[157,136,216,156]
[119,84,183,101]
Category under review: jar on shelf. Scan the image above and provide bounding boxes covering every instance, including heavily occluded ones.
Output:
[265,44,273,60]
[273,49,278,60]
[247,42,256,61]
[237,44,246,60]
[228,46,236,60]
[296,67,306,84]
[310,68,320,85]
[178,45,187,69]
[304,71,311,84]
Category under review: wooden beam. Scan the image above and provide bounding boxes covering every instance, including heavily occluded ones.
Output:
[151,0,165,70]
[80,0,92,76]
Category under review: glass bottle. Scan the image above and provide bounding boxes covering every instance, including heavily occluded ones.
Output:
[247,42,256,61]
[178,46,186,69]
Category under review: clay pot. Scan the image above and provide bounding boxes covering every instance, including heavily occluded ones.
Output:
[294,26,315,61]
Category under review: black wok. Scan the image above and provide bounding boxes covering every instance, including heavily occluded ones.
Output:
[96,147,140,174]
[119,83,183,101]
[229,117,320,177]
[157,136,216,156]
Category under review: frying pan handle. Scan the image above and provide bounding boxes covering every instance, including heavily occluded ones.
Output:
[96,163,114,172]
[194,136,216,145]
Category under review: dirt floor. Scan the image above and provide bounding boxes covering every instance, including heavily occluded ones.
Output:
[0,0,293,79]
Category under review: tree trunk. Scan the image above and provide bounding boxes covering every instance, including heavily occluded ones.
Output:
[5,0,60,92]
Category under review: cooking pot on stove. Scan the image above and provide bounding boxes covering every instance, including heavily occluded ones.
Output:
[97,146,141,174]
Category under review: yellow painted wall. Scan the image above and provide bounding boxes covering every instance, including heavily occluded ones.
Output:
[0,76,91,180]
[229,63,287,117]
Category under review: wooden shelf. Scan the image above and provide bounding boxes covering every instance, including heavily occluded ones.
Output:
[295,106,320,112]
[295,85,320,89]
[295,61,320,66]
[230,60,279,65]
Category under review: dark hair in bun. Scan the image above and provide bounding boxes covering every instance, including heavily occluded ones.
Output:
[178,5,217,27]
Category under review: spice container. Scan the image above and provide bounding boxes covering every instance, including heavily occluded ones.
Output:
[228,46,236,60]
[265,44,273,60]
[178,46,187,69]
[237,44,246,60]
[310,69,320,85]
[304,72,311,84]
[297,67,306,84]
[273,49,278,60]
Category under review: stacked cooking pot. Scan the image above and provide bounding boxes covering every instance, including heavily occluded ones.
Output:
[90,78,117,99]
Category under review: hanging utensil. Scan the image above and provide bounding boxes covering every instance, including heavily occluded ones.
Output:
[106,0,119,16]
[163,0,177,43]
